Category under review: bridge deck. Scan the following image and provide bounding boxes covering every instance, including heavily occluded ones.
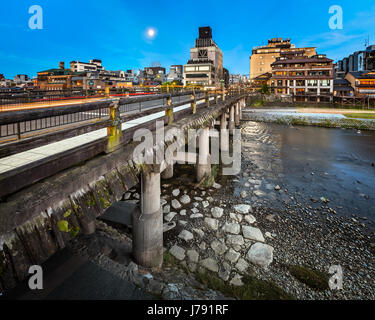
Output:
[0,97,210,175]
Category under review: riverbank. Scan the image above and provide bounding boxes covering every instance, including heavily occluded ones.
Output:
[63,119,375,300]
[66,161,374,300]
[243,107,375,130]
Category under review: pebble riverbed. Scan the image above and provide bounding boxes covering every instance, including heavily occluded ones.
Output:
[68,121,375,300]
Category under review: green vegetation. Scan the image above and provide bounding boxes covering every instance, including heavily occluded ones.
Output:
[288,265,329,291]
[344,113,375,119]
[260,84,270,95]
[196,271,293,300]
[163,252,190,275]
[251,100,264,108]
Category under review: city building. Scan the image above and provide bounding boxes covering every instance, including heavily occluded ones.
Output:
[250,38,317,81]
[183,26,224,87]
[166,65,183,84]
[229,74,242,86]
[223,68,229,87]
[250,72,272,92]
[337,45,375,76]
[345,71,375,97]
[70,59,104,72]
[333,79,354,97]
[13,74,32,86]
[270,52,334,101]
[144,66,166,85]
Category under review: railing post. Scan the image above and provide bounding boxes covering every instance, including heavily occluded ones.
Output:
[106,98,122,153]
[205,90,210,107]
[222,83,225,102]
[191,91,196,114]
[165,95,173,125]
[215,90,218,105]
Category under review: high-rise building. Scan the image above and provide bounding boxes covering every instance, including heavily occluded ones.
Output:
[183,26,223,87]
[250,38,316,80]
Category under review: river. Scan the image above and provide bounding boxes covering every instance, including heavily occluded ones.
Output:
[238,121,375,227]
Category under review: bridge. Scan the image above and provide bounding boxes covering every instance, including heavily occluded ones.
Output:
[0,88,247,292]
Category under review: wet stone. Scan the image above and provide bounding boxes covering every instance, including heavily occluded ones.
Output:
[242,226,265,242]
[211,207,224,218]
[204,218,219,231]
[201,258,219,273]
[211,240,228,255]
[170,245,186,261]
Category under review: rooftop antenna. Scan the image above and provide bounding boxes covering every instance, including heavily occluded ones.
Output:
[365,34,370,48]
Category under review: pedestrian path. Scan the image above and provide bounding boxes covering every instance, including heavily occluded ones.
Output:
[0,98,209,175]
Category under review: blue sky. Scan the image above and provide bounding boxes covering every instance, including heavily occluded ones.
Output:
[0,0,375,78]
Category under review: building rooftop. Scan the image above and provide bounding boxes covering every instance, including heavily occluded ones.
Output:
[348,71,375,79]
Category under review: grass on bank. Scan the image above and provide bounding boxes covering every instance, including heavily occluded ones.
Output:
[196,271,294,300]
[288,265,329,291]
[163,252,294,300]
[344,113,375,119]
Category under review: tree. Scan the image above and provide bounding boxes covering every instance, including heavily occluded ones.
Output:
[260,83,270,94]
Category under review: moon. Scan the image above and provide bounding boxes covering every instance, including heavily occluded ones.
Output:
[145,27,157,40]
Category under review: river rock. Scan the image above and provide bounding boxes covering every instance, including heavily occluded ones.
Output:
[204,218,219,230]
[211,240,228,255]
[242,226,265,242]
[234,204,252,214]
[171,199,182,209]
[230,274,244,286]
[164,212,177,222]
[180,195,191,205]
[211,207,224,218]
[193,228,204,237]
[240,191,247,198]
[213,183,221,189]
[223,222,241,235]
[202,201,210,208]
[225,249,241,263]
[244,214,256,224]
[172,189,180,197]
[226,235,244,246]
[180,209,187,216]
[200,258,219,272]
[163,205,171,214]
[247,243,274,268]
[236,258,249,272]
[190,213,204,219]
[178,230,194,242]
[186,250,199,263]
[170,245,185,261]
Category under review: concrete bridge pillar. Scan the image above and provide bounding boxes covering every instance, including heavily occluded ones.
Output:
[162,162,174,179]
[196,127,211,182]
[235,102,240,127]
[229,105,235,136]
[132,169,163,268]
[220,112,229,153]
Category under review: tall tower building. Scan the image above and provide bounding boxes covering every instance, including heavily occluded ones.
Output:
[183,26,223,87]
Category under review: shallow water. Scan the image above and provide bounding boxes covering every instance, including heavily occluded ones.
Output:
[238,122,375,224]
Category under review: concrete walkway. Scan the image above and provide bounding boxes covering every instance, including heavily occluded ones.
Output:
[0,97,210,175]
